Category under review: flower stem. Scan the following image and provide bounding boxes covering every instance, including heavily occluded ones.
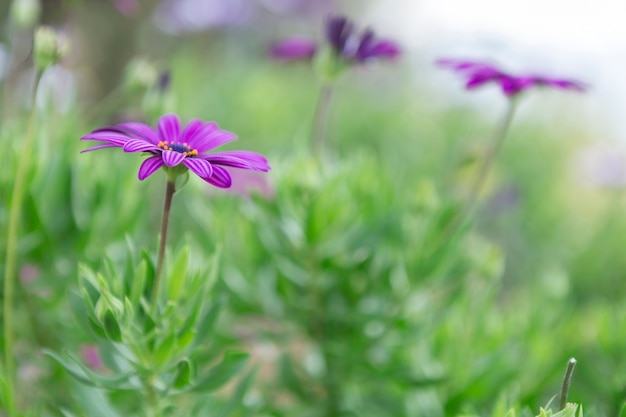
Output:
[151,180,176,312]
[311,83,334,158]
[2,69,43,416]
[466,98,518,214]
[559,357,577,410]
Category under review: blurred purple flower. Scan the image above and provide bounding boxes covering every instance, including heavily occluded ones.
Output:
[270,14,400,64]
[81,113,270,188]
[270,37,317,60]
[437,58,587,97]
[19,264,40,284]
[80,345,104,370]
[577,145,626,189]
[113,0,139,17]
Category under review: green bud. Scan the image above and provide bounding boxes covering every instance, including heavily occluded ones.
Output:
[313,46,349,83]
[124,57,158,92]
[34,26,69,70]
[10,0,41,28]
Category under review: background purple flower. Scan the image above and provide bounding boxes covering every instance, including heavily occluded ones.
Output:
[81,113,270,188]
[437,58,587,97]
[270,14,400,64]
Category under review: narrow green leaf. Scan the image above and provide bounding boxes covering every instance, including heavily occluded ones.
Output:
[44,349,136,390]
[172,358,195,389]
[103,310,122,343]
[189,351,249,393]
[154,333,176,367]
[130,259,147,306]
[167,245,189,301]
[194,297,223,346]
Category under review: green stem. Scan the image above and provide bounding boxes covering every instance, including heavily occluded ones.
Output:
[559,357,577,410]
[2,69,43,416]
[311,83,334,158]
[465,98,518,214]
[150,180,176,313]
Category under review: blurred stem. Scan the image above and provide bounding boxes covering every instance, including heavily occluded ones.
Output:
[559,357,577,410]
[307,265,341,417]
[466,98,518,214]
[2,68,43,417]
[311,83,334,159]
[144,377,162,417]
[151,180,176,313]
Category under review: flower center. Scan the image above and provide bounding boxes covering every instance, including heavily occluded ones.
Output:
[158,141,198,157]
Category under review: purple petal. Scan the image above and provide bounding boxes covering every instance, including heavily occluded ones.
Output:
[123,139,160,153]
[158,114,181,143]
[364,40,401,60]
[201,165,232,188]
[183,121,219,149]
[326,14,353,53]
[500,76,533,96]
[183,157,213,179]
[161,150,186,167]
[80,143,120,153]
[80,131,131,144]
[195,129,237,153]
[270,38,318,60]
[114,123,161,144]
[179,119,205,144]
[204,151,270,171]
[138,156,164,180]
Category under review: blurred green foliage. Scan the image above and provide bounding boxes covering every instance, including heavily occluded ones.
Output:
[0,1,623,416]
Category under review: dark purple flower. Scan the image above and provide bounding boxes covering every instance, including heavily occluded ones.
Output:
[270,14,400,64]
[81,113,270,188]
[270,37,317,60]
[437,58,587,97]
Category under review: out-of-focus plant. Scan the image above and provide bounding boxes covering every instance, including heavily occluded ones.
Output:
[1,25,68,416]
[437,58,586,214]
[207,152,506,416]
[270,14,400,157]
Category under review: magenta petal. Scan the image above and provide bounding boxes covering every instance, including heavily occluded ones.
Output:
[162,150,186,167]
[115,123,161,144]
[184,122,219,149]
[158,114,181,143]
[370,40,401,58]
[183,158,213,179]
[80,143,120,153]
[202,165,232,188]
[270,38,317,60]
[196,129,237,153]
[205,151,270,171]
[138,156,164,180]
[123,139,160,153]
[180,119,205,144]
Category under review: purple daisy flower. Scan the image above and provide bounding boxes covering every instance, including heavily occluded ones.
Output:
[81,113,270,188]
[270,14,400,64]
[437,58,587,97]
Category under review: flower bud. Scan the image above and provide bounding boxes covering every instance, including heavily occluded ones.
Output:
[123,57,158,92]
[34,26,69,70]
[10,0,41,28]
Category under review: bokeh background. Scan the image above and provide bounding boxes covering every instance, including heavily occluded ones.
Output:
[1,0,626,416]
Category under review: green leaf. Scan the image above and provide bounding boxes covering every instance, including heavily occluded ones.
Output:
[130,259,147,306]
[154,333,176,367]
[194,297,223,345]
[87,316,107,340]
[103,309,122,343]
[44,349,135,390]
[168,245,190,301]
[173,358,195,389]
[189,351,249,393]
